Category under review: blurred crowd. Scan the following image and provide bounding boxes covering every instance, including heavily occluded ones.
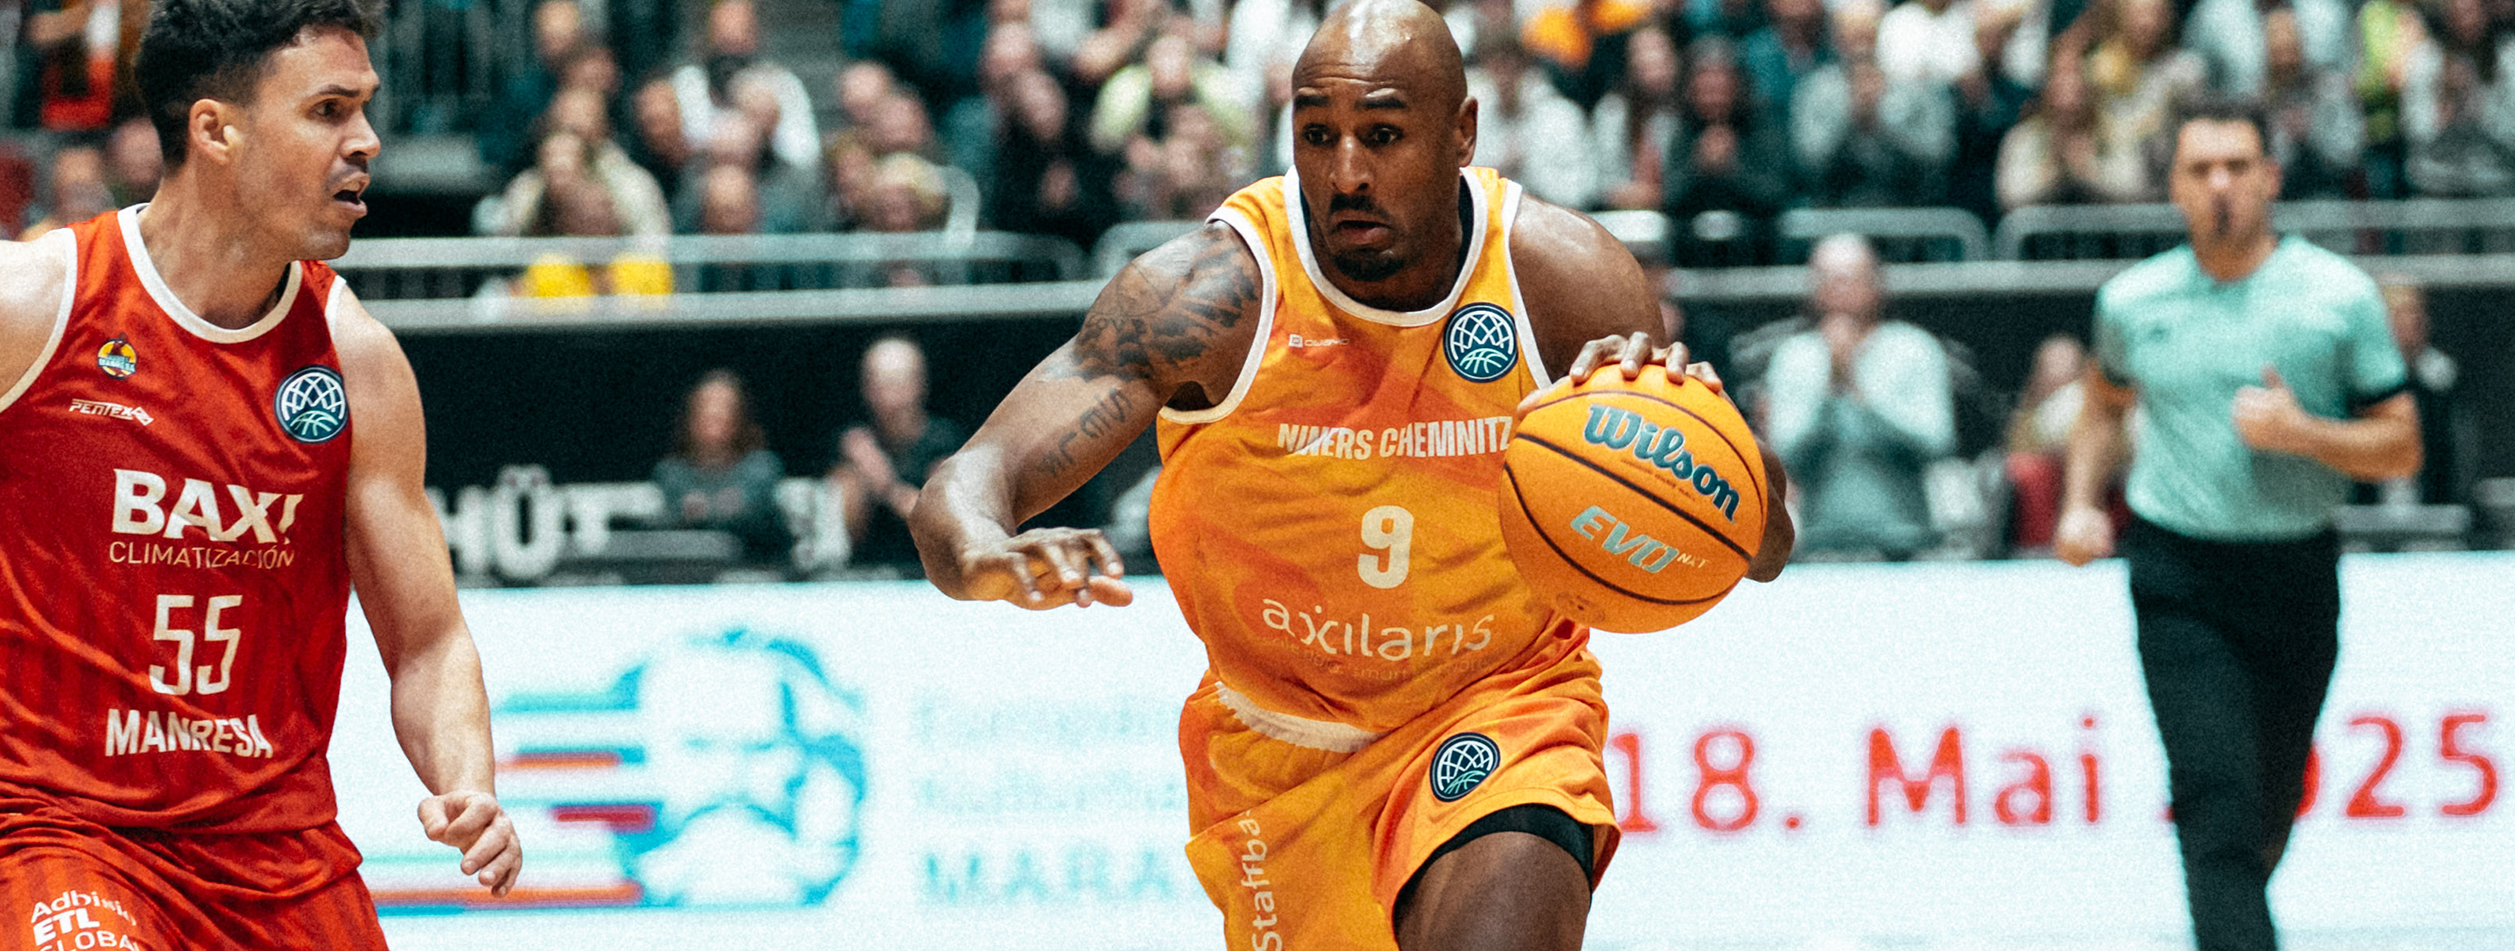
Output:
[9,0,2515,255]
[0,0,2495,570]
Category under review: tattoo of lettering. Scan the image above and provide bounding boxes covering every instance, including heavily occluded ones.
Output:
[1053,225,1259,384]
[1040,387,1141,482]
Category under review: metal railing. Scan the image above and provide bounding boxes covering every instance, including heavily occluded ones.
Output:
[1779,207,1993,263]
[334,230,1086,300]
[335,198,2515,326]
[1994,198,2515,260]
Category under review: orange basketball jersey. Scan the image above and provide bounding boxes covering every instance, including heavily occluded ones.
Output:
[1150,167,1587,736]
[0,208,362,893]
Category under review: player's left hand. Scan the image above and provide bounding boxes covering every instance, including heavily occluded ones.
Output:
[419,790,522,897]
[1560,332,1726,397]
[2233,364,2305,454]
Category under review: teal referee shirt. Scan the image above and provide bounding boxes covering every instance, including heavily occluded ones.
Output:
[2094,236,2410,541]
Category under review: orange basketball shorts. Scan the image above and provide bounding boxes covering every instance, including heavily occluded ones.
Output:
[0,803,387,951]
[1179,645,1620,951]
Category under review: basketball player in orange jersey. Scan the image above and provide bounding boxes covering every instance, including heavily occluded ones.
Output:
[0,1,519,947]
[914,1,1791,946]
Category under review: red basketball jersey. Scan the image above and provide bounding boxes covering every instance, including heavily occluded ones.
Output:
[0,209,361,887]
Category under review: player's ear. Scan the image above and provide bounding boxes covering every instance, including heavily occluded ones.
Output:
[189,99,239,167]
[1454,95,1478,168]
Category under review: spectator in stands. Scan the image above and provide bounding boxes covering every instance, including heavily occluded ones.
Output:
[937,18,1047,207]
[21,0,142,132]
[481,0,587,176]
[2085,0,2204,195]
[1521,0,1654,110]
[1072,0,1176,88]
[1876,0,1980,86]
[1593,24,1685,210]
[1996,52,2151,207]
[697,164,762,236]
[1095,29,1251,221]
[1761,233,1957,557]
[989,66,1119,246]
[626,76,694,205]
[1661,36,1790,265]
[1090,29,1251,161]
[654,369,793,565]
[2356,0,2428,197]
[846,0,990,106]
[2363,276,2476,505]
[485,87,672,239]
[95,113,146,194]
[1950,2,2033,222]
[607,0,678,97]
[862,152,950,233]
[828,337,967,573]
[1792,0,1956,206]
[18,141,113,237]
[506,131,674,300]
[835,60,900,134]
[1225,0,1326,120]
[672,0,821,176]
[2004,333,2091,550]
[2185,0,2350,100]
[681,78,826,234]
[2403,0,2515,195]
[1469,33,1599,209]
[1685,0,1769,40]
[2261,6,2365,199]
[1739,0,1833,129]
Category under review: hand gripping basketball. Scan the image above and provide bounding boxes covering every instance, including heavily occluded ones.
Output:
[1500,337,1769,633]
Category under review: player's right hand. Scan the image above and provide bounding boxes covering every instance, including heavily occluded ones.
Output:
[419,789,522,897]
[957,527,1134,610]
[2054,506,2114,566]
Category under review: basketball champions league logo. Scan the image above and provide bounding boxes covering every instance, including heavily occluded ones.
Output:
[274,366,347,443]
[1429,732,1501,802]
[1442,304,1519,383]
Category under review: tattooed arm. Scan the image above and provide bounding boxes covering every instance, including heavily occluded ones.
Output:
[912,222,1265,609]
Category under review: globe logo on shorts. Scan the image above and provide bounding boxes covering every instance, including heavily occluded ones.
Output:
[274,365,348,443]
[1429,732,1502,802]
[1442,303,1518,383]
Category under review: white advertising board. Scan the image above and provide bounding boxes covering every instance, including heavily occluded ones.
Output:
[333,555,2515,950]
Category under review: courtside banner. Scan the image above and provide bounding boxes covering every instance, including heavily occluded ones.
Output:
[334,554,2514,950]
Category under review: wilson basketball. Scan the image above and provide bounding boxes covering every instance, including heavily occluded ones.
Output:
[1499,365,1769,633]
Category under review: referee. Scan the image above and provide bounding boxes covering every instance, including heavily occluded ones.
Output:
[2056,101,2422,951]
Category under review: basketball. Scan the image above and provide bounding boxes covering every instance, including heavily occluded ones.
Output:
[1499,365,1770,633]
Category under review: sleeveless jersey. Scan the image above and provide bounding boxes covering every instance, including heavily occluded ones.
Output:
[1149,167,1584,735]
[0,208,358,857]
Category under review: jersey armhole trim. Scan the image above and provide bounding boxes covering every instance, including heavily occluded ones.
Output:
[1500,181,1552,390]
[1160,212,1277,426]
[0,229,78,415]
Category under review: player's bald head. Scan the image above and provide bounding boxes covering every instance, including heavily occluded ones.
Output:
[1292,0,1465,115]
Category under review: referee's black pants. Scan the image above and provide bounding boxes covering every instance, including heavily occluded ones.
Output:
[2123,517,2340,951]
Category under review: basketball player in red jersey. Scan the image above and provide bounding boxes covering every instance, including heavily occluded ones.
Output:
[0,1,518,947]
[914,1,1790,947]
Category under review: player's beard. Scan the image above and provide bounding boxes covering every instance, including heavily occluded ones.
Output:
[1331,246,1406,283]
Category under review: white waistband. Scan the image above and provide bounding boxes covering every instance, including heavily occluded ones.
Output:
[1215,683,1386,753]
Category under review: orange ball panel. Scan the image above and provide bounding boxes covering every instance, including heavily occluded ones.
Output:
[1498,366,1769,633]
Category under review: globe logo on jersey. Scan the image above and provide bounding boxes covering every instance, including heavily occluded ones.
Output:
[1442,304,1518,383]
[1429,732,1502,802]
[96,338,137,379]
[274,366,347,443]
